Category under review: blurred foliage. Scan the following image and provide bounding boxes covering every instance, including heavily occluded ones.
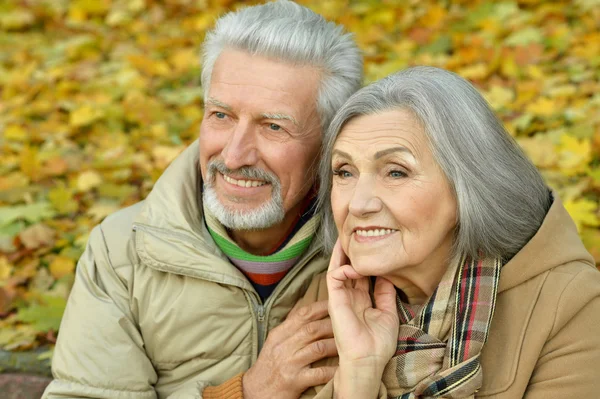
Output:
[0,0,599,352]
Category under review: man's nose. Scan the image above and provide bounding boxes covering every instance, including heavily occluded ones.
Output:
[348,175,382,217]
[221,120,259,170]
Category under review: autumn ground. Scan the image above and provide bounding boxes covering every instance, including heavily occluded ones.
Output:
[0,0,599,378]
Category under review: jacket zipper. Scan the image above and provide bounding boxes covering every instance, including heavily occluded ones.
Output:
[254,301,266,353]
[133,223,322,357]
[257,247,321,351]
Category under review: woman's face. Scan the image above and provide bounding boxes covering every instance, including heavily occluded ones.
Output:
[331,109,457,284]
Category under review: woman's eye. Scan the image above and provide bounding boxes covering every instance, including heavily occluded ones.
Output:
[269,123,281,131]
[389,170,406,178]
[333,169,353,178]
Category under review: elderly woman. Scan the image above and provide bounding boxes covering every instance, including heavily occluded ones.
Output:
[298,66,600,398]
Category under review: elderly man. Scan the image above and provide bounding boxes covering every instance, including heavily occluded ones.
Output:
[42,1,362,399]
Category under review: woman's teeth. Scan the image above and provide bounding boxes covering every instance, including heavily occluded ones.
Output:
[355,229,395,237]
[223,174,267,188]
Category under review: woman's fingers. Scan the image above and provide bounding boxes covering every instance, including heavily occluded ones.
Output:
[328,239,350,272]
[327,264,364,290]
[373,277,398,316]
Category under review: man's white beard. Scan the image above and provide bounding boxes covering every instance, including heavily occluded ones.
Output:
[202,160,285,231]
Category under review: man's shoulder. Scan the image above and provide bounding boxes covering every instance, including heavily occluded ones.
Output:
[95,201,146,268]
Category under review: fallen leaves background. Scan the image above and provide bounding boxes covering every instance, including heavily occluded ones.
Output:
[0,0,599,355]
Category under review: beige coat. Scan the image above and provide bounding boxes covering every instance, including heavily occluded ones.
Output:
[299,196,600,398]
[42,141,329,399]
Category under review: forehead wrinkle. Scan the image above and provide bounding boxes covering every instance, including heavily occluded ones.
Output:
[337,122,426,162]
[210,80,299,97]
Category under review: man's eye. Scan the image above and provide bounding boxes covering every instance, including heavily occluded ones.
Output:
[215,112,226,119]
[269,123,281,131]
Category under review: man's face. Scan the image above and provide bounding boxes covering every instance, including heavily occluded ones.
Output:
[199,49,322,230]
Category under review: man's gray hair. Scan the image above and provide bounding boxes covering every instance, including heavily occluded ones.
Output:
[201,0,363,134]
[318,66,551,261]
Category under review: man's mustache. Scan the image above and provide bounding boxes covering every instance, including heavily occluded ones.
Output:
[205,159,280,187]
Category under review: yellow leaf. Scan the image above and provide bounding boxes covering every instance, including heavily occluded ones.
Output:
[152,145,185,169]
[3,124,28,141]
[0,172,29,191]
[0,257,13,281]
[77,170,103,192]
[581,227,600,266]
[68,0,110,21]
[105,9,131,27]
[69,105,104,127]
[419,5,446,28]
[97,183,136,201]
[517,134,558,168]
[564,198,600,232]
[150,124,169,140]
[525,97,558,117]
[87,201,120,222]
[49,256,75,280]
[548,84,577,98]
[484,86,515,110]
[20,146,41,179]
[169,49,198,73]
[0,9,35,30]
[457,63,489,80]
[500,56,520,79]
[525,65,545,80]
[557,135,592,176]
[127,55,171,77]
[48,184,79,214]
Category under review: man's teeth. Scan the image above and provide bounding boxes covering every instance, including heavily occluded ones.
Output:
[355,229,395,237]
[222,174,267,188]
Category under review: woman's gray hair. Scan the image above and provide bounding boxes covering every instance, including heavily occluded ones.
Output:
[201,0,363,134]
[318,66,551,261]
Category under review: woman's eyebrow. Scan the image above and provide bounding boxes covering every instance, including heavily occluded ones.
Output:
[332,149,353,160]
[374,146,414,159]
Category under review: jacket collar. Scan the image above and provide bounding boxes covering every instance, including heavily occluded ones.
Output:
[498,194,595,293]
[132,140,323,288]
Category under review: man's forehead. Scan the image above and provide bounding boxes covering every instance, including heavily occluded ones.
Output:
[206,50,320,121]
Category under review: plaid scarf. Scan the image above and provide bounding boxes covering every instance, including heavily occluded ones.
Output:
[382,255,502,398]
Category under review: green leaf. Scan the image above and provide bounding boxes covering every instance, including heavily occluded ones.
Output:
[0,203,56,228]
[505,27,544,46]
[16,295,67,333]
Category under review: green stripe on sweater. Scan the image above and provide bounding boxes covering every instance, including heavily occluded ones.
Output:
[207,227,313,262]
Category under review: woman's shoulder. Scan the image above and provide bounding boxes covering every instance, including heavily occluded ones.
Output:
[541,261,600,329]
[480,261,600,397]
[498,259,600,330]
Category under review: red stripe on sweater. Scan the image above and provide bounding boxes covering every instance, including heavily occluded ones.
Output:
[243,270,288,286]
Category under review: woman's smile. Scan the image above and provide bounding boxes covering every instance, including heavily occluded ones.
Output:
[352,227,398,243]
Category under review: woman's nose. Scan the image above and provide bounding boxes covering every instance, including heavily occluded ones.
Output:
[348,175,382,217]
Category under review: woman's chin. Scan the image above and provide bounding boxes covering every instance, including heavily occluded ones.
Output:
[349,256,396,278]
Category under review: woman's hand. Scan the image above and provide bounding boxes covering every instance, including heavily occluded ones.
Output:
[326,239,399,398]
